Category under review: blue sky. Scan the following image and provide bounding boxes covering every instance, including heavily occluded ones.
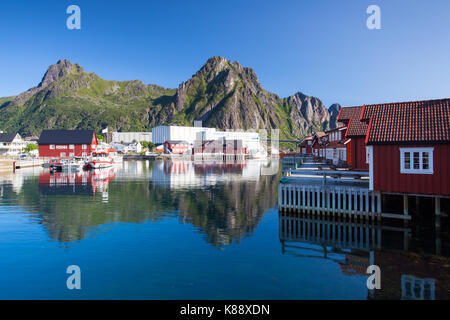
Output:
[0,0,449,107]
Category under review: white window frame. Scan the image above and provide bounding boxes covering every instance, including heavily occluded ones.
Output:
[50,144,55,150]
[82,144,87,150]
[69,144,75,149]
[400,147,434,174]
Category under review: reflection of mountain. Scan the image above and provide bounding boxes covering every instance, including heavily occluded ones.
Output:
[279,212,450,300]
[148,160,280,246]
[149,173,279,247]
[11,160,279,246]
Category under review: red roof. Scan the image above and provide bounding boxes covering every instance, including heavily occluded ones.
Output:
[338,106,368,137]
[337,106,362,122]
[325,126,347,134]
[361,98,450,144]
[346,118,369,137]
[314,132,327,138]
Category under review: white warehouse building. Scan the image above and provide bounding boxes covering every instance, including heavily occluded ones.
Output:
[152,126,215,145]
[151,125,267,157]
[110,132,152,144]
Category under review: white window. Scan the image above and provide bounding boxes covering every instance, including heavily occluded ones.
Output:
[82,144,87,150]
[60,152,66,158]
[82,152,87,157]
[50,145,55,150]
[69,153,74,157]
[69,144,74,149]
[308,141,312,145]
[400,147,433,174]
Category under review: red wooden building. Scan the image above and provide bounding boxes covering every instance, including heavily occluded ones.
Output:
[38,130,98,159]
[299,136,313,154]
[163,140,190,154]
[311,132,326,157]
[322,126,348,165]
[337,106,369,170]
[361,99,450,196]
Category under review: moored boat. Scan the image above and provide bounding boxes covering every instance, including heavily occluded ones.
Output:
[86,151,114,169]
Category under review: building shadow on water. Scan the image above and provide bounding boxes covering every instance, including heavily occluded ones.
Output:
[279,211,450,300]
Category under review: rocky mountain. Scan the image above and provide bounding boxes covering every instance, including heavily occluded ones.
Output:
[0,57,341,138]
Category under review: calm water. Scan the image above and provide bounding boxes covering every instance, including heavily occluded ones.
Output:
[0,160,449,300]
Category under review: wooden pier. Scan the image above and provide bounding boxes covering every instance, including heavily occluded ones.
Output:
[279,183,386,222]
[279,158,417,222]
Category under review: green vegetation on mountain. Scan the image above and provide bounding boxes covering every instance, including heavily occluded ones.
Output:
[0,57,340,138]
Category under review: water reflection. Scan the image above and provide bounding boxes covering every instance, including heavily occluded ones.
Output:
[38,168,116,196]
[279,212,450,299]
[0,160,279,247]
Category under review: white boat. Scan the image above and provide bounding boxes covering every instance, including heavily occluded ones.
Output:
[87,151,114,169]
[61,159,83,172]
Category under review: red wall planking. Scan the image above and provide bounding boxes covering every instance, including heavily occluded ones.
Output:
[373,144,450,195]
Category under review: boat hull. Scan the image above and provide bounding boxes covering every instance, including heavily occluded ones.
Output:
[88,161,113,169]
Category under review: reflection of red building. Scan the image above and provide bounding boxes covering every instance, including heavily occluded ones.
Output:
[373,250,449,300]
[39,168,116,195]
[338,255,370,276]
[38,130,98,159]
[194,162,245,175]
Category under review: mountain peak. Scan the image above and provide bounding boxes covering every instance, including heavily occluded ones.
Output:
[38,59,84,88]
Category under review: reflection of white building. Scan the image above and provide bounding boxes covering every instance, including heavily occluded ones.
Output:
[151,159,277,189]
[401,275,435,300]
[0,167,37,194]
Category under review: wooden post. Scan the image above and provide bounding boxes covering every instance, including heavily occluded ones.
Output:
[435,197,441,230]
[377,191,382,223]
[302,186,306,209]
[403,194,408,215]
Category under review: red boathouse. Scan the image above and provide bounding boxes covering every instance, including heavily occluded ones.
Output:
[361,99,450,196]
[337,106,369,171]
[38,129,98,159]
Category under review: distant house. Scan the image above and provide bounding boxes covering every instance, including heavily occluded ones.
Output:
[38,130,98,159]
[299,136,314,154]
[322,126,348,165]
[128,142,142,153]
[0,133,26,156]
[163,140,190,154]
[362,99,450,195]
[337,106,369,170]
[311,132,326,157]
